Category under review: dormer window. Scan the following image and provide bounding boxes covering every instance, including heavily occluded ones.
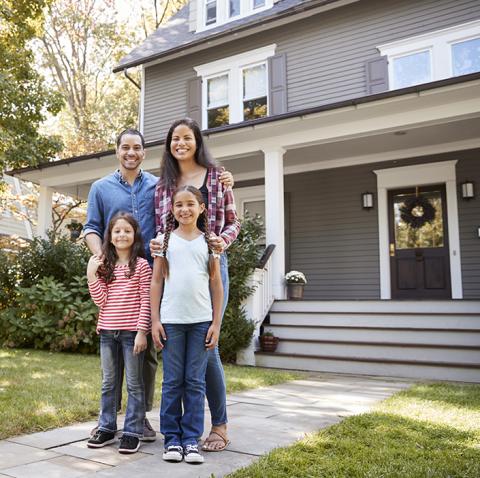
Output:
[198,0,273,32]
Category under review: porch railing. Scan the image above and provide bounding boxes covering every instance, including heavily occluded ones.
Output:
[236,244,276,366]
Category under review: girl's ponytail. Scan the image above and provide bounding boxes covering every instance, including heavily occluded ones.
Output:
[157,211,175,279]
[202,210,219,280]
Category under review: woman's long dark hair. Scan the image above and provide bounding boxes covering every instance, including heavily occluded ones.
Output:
[99,212,145,284]
[160,118,216,187]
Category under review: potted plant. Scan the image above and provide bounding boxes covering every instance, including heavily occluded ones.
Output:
[259,331,279,353]
[285,270,307,300]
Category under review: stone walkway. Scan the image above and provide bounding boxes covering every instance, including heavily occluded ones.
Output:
[0,373,411,478]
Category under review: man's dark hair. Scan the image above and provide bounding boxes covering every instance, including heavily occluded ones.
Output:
[116,128,145,149]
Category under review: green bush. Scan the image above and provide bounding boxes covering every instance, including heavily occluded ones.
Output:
[220,214,263,363]
[0,233,97,353]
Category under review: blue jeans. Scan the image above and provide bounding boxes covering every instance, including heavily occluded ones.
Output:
[160,321,211,447]
[205,253,229,426]
[99,330,145,437]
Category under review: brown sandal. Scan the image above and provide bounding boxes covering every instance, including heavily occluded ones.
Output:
[202,430,230,452]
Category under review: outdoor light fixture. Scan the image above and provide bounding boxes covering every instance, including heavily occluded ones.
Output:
[461,181,475,200]
[362,192,374,209]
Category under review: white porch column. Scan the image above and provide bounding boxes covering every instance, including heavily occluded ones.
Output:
[37,185,53,238]
[263,147,286,299]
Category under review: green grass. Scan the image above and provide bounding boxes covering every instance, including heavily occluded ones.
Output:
[0,348,302,439]
[227,382,480,478]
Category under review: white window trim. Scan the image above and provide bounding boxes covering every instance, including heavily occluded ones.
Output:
[378,19,480,89]
[233,185,265,219]
[194,44,276,128]
[196,0,273,32]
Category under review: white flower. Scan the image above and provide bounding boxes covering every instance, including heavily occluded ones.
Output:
[285,270,307,284]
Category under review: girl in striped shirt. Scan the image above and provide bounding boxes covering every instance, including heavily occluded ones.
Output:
[87,212,152,454]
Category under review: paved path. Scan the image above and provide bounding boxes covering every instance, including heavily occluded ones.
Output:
[0,372,411,477]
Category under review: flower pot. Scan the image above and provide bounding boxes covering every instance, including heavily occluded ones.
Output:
[259,335,279,353]
[287,283,305,300]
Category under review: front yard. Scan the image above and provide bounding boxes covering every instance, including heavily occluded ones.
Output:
[0,348,302,439]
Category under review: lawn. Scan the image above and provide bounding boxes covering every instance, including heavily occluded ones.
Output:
[227,382,480,478]
[0,348,302,439]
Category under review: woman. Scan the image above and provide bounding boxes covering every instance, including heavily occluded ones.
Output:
[152,117,240,452]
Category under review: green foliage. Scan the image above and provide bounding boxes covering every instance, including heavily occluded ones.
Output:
[220,214,264,363]
[0,0,63,172]
[0,234,97,353]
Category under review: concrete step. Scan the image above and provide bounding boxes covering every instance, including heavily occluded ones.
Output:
[268,312,480,329]
[273,339,480,364]
[264,324,480,346]
[271,300,480,314]
[255,352,480,383]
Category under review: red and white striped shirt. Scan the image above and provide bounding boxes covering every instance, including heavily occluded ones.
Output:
[88,258,152,333]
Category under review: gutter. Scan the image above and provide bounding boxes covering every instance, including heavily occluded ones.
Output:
[112,0,351,73]
[8,71,480,176]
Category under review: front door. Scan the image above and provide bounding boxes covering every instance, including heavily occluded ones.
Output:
[389,184,451,299]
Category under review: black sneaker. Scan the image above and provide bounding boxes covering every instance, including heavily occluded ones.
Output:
[87,430,116,448]
[184,443,204,464]
[118,435,140,454]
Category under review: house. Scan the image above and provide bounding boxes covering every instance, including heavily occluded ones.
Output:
[10,0,480,381]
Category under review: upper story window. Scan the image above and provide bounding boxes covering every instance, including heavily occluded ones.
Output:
[378,20,480,90]
[197,0,273,32]
[195,45,275,129]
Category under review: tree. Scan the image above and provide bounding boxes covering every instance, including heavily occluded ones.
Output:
[37,0,140,156]
[0,1,63,173]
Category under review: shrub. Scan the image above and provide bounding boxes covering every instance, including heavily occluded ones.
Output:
[220,214,263,363]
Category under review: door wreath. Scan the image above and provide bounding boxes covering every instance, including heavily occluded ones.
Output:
[399,195,436,229]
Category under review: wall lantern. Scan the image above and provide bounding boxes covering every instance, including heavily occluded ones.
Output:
[362,192,374,209]
[461,181,475,200]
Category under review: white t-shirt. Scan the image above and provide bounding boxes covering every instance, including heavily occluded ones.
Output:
[160,232,213,324]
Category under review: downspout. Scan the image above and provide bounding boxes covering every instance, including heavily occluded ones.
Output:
[123,69,141,90]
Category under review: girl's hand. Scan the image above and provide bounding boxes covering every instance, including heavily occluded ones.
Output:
[205,323,220,350]
[152,320,167,350]
[219,170,234,188]
[150,236,164,257]
[134,331,147,355]
[87,254,103,280]
[208,233,226,254]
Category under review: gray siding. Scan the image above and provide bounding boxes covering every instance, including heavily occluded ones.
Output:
[285,164,380,300]
[282,151,480,300]
[143,0,480,141]
[457,157,480,299]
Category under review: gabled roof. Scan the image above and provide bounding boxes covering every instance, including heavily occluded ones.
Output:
[114,0,343,72]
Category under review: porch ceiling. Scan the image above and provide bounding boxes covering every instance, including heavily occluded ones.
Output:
[10,78,480,196]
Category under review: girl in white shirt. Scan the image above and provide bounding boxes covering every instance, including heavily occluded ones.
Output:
[151,185,223,464]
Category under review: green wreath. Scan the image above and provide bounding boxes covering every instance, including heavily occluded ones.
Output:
[400,196,436,229]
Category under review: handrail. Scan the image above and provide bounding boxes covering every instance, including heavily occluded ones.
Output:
[256,244,275,269]
[237,243,276,366]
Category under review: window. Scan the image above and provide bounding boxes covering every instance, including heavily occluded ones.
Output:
[195,45,275,128]
[378,20,480,90]
[198,0,273,31]
[205,0,217,25]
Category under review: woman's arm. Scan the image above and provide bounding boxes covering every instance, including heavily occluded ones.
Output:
[205,259,223,350]
[150,257,167,349]
[219,186,241,249]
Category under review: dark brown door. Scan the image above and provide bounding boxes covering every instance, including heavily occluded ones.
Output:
[389,185,451,299]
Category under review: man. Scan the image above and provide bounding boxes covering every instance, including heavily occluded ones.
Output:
[84,128,158,441]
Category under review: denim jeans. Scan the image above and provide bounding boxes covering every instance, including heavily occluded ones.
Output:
[205,252,229,426]
[99,330,145,437]
[160,321,211,447]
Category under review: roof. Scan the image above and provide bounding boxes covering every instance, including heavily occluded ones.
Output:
[9,71,480,176]
[114,0,342,72]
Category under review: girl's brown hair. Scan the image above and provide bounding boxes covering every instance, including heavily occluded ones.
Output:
[99,212,145,283]
[157,185,217,279]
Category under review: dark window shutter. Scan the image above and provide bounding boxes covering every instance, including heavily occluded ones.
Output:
[365,56,389,94]
[187,77,202,124]
[268,53,287,116]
